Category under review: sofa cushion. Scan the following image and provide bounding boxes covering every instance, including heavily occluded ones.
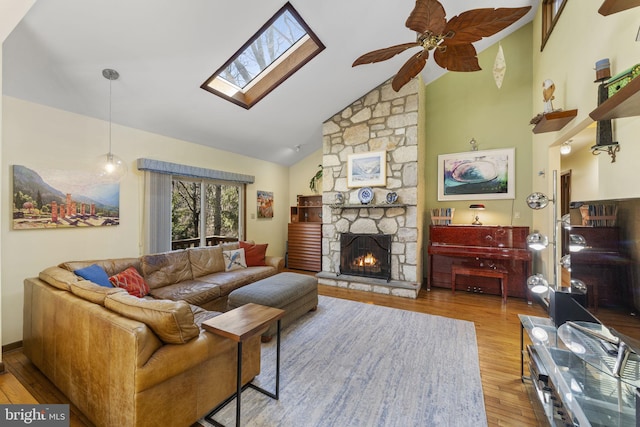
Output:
[60,258,142,277]
[70,280,128,305]
[223,248,247,271]
[141,250,193,289]
[197,266,277,295]
[109,267,150,298]
[74,264,113,288]
[149,279,221,307]
[188,246,225,277]
[105,292,199,344]
[39,266,80,291]
[239,241,268,266]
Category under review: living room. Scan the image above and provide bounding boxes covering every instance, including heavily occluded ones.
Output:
[2,0,640,426]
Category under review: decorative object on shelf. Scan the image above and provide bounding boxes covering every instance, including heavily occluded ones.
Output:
[385,191,398,204]
[351,0,531,92]
[309,164,323,193]
[542,79,556,113]
[96,69,127,182]
[606,64,640,97]
[347,151,386,187]
[357,187,374,205]
[469,204,485,225]
[257,190,274,218]
[591,59,620,162]
[430,208,454,225]
[334,192,344,205]
[437,148,515,201]
[468,138,478,151]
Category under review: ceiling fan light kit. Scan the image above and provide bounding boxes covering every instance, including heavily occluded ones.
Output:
[352,0,531,92]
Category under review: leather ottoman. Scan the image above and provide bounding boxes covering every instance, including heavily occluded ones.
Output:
[227,272,318,341]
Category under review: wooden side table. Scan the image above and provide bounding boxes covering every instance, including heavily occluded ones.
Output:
[203,303,285,427]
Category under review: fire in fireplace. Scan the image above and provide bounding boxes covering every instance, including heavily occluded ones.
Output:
[340,233,391,281]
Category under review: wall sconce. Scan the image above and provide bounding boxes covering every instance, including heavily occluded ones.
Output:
[469,204,485,225]
[560,140,572,155]
[469,138,478,151]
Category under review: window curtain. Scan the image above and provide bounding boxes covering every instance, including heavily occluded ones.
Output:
[142,171,172,254]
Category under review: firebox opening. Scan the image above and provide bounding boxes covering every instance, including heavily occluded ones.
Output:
[340,233,391,282]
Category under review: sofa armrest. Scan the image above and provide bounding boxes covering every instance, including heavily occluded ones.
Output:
[265,256,284,272]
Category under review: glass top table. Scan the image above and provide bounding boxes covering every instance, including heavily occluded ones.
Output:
[558,320,640,388]
[520,314,637,426]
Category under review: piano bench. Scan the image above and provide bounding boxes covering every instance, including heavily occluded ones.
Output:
[451,265,509,304]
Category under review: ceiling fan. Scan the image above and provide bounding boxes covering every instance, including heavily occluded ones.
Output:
[352,0,531,91]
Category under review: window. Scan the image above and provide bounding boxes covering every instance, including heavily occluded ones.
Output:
[171,178,242,250]
[137,158,253,254]
[541,0,568,51]
[201,2,325,109]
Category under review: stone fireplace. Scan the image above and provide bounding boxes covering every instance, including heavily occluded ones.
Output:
[316,78,423,298]
[340,233,392,281]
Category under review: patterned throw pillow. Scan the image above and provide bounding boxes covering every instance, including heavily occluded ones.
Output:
[109,266,150,298]
[222,248,247,272]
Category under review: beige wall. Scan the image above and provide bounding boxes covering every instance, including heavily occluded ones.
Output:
[423,23,534,228]
[0,0,38,359]
[1,96,289,345]
[288,148,322,208]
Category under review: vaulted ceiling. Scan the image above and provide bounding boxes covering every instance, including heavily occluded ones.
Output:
[2,0,537,166]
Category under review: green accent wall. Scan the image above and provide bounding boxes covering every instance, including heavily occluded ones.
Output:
[423,23,533,228]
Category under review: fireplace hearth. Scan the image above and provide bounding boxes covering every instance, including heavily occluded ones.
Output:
[340,233,391,282]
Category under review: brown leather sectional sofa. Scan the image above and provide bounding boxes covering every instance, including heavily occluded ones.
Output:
[23,242,284,426]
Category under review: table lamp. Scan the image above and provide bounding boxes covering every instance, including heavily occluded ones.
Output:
[469,204,485,225]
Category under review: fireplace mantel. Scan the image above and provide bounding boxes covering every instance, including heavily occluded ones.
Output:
[330,203,407,210]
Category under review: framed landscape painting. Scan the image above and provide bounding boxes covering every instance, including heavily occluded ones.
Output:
[347,151,386,187]
[437,148,515,201]
[12,165,120,229]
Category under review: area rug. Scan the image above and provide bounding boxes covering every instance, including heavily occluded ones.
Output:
[199,296,487,427]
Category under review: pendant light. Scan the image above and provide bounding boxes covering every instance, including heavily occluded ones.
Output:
[97,68,127,181]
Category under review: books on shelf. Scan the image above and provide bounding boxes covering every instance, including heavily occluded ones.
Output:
[579,204,618,226]
[430,208,454,225]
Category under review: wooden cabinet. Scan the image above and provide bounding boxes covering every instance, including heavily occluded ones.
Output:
[287,223,322,271]
[290,194,322,223]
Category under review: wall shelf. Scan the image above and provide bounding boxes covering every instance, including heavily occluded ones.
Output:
[590,74,640,121]
[598,0,640,15]
[531,109,578,134]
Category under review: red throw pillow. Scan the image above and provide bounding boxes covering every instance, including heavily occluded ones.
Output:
[109,267,150,298]
[239,241,268,267]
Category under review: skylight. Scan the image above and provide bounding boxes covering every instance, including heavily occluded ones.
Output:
[201,2,324,109]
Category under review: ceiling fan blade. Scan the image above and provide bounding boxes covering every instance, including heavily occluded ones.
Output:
[405,0,447,35]
[352,42,420,66]
[392,51,428,91]
[443,6,531,45]
[433,43,480,72]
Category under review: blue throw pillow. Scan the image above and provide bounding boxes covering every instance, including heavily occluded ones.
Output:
[74,264,113,288]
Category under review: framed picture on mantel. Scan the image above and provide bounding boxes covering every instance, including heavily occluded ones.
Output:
[437,148,515,201]
[347,151,386,187]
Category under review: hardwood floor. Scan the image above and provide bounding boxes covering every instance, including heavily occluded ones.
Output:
[4,281,640,426]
